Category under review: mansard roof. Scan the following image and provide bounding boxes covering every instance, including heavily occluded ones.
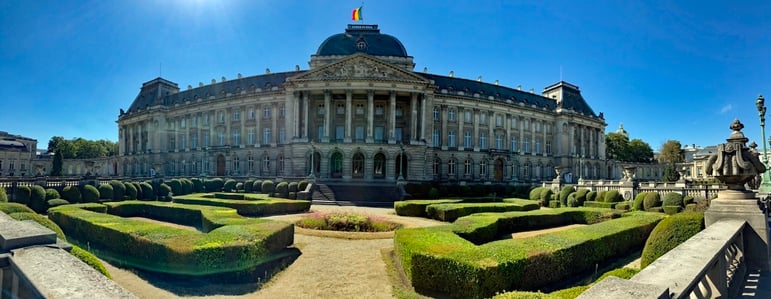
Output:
[316,24,409,58]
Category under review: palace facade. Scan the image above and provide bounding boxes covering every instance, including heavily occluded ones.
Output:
[117,24,608,183]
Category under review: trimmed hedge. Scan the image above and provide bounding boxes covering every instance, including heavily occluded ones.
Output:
[213,193,245,200]
[0,202,35,214]
[683,195,695,206]
[124,182,137,200]
[98,184,113,200]
[204,178,224,192]
[0,186,6,202]
[13,185,31,205]
[559,186,574,207]
[223,179,237,192]
[395,209,662,298]
[663,192,684,207]
[633,192,647,211]
[575,189,589,205]
[139,182,154,200]
[109,180,126,201]
[244,180,254,193]
[70,245,112,279]
[615,202,631,211]
[82,185,100,203]
[168,179,182,195]
[276,182,289,198]
[644,192,662,210]
[191,178,204,193]
[425,200,540,222]
[540,188,554,207]
[172,194,311,216]
[49,201,295,277]
[529,187,544,201]
[261,180,275,194]
[62,185,82,203]
[583,201,616,209]
[394,199,464,217]
[663,206,683,215]
[298,180,309,192]
[8,212,65,239]
[47,199,70,209]
[641,212,704,268]
[45,188,60,200]
[604,190,623,203]
[29,185,48,214]
[586,191,598,202]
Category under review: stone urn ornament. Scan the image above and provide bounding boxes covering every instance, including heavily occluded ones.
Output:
[622,166,637,182]
[706,119,767,193]
[554,166,563,181]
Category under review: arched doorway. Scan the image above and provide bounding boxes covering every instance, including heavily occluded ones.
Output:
[494,158,504,182]
[352,152,364,178]
[330,152,343,178]
[216,154,226,176]
[373,153,386,179]
[395,153,408,179]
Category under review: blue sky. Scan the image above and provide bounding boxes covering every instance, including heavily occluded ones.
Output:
[1,0,769,152]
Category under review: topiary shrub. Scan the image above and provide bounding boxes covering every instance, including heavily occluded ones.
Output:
[586,191,597,202]
[597,191,607,204]
[98,184,113,200]
[529,187,543,201]
[47,199,70,209]
[641,212,704,268]
[644,192,662,210]
[180,178,193,195]
[615,202,631,211]
[235,182,244,192]
[604,190,623,203]
[567,193,579,207]
[13,186,31,205]
[633,192,647,211]
[168,179,182,195]
[574,189,589,203]
[70,245,111,279]
[244,180,254,193]
[683,195,695,206]
[62,185,82,203]
[82,185,100,203]
[539,188,554,207]
[261,180,275,194]
[124,182,137,200]
[223,179,237,192]
[132,182,143,199]
[139,182,154,200]
[253,180,263,193]
[157,183,172,201]
[288,182,298,193]
[298,180,309,192]
[29,185,48,214]
[663,206,682,215]
[191,178,204,193]
[276,182,289,198]
[205,178,224,192]
[45,188,60,200]
[109,180,126,201]
[663,192,684,207]
[559,186,574,207]
[0,186,6,202]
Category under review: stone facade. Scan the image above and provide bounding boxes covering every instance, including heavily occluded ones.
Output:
[116,24,608,183]
[0,131,37,177]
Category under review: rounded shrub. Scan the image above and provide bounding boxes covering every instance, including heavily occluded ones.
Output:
[13,186,31,205]
[109,180,125,201]
[276,182,289,197]
[62,185,82,203]
[529,187,543,201]
[261,180,275,194]
[180,178,193,195]
[683,195,695,206]
[132,182,143,199]
[0,186,7,202]
[663,192,684,207]
[98,184,113,200]
[586,191,597,202]
[157,183,172,201]
[559,186,574,207]
[205,178,224,192]
[641,212,705,268]
[45,188,60,200]
[253,180,263,193]
[633,192,648,211]
[539,188,554,207]
[288,182,298,193]
[139,182,154,200]
[29,185,48,214]
[597,191,607,203]
[575,189,589,203]
[244,180,254,193]
[567,193,579,207]
[298,180,309,192]
[191,178,204,193]
[235,182,244,192]
[82,185,100,203]
[644,192,662,210]
[47,198,70,209]
[604,190,623,203]
[168,179,182,195]
[124,182,137,200]
[223,179,237,192]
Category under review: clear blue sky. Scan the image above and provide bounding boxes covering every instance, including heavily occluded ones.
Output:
[1,1,769,152]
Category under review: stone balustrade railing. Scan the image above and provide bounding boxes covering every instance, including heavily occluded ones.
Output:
[578,219,748,298]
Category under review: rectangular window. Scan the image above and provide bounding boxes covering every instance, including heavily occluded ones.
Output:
[535,140,542,154]
[546,140,552,155]
[433,107,440,120]
[432,129,440,147]
[464,111,472,123]
[356,104,364,115]
[355,126,365,141]
[203,134,210,147]
[464,160,471,176]
[335,126,344,141]
[448,160,456,175]
[511,137,518,152]
[496,115,503,127]
[204,114,210,125]
[524,138,530,153]
[263,128,271,145]
[279,128,286,144]
[248,128,255,145]
[191,135,198,148]
[218,129,225,146]
[480,113,487,125]
[480,134,487,149]
[233,128,240,145]
[396,106,403,117]
[180,118,186,129]
[180,136,186,150]
[375,105,384,116]
[248,109,255,120]
[395,127,403,142]
[192,116,198,127]
[219,112,225,123]
[448,109,456,122]
[448,130,456,147]
[279,105,285,118]
[233,111,240,121]
[317,126,324,141]
[263,106,271,118]
[375,127,385,142]
[495,134,503,150]
[464,131,472,148]
[336,104,345,115]
[535,122,542,133]
[318,104,325,115]
[524,119,530,130]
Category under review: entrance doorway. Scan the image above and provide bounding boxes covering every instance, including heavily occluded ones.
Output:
[217,154,226,176]
[494,158,504,182]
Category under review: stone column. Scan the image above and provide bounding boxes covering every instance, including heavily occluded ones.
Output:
[473,109,480,151]
[458,107,465,150]
[388,91,396,144]
[441,104,448,149]
[271,103,278,146]
[420,94,428,142]
[488,111,493,149]
[366,90,374,143]
[303,92,309,140]
[255,108,262,148]
[323,90,331,143]
[345,90,352,143]
[410,93,418,144]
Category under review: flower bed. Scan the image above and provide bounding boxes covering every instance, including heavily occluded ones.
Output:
[296,212,401,232]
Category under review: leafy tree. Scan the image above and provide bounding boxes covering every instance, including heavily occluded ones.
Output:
[47,136,65,153]
[606,133,654,163]
[628,139,654,163]
[46,137,118,159]
[659,140,684,164]
[51,149,63,176]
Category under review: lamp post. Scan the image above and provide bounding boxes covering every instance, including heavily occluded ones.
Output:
[397,143,405,182]
[200,147,207,177]
[308,141,316,180]
[510,151,518,183]
[756,95,770,193]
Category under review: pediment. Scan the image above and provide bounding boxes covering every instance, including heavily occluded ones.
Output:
[290,54,428,83]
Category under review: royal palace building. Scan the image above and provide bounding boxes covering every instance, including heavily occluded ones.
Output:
[117,24,608,183]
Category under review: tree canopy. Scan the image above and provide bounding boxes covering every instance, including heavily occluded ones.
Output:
[605,132,654,163]
[659,140,684,164]
[47,136,118,159]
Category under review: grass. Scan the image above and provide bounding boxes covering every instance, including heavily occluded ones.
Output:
[296,211,402,232]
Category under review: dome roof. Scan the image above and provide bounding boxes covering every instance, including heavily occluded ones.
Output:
[316,24,408,57]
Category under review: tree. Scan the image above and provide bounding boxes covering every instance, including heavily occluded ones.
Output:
[51,149,63,176]
[46,137,119,159]
[659,140,684,164]
[47,136,65,153]
[628,139,654,163]
[605,133,654,163]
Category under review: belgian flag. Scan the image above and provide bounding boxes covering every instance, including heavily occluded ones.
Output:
[352,6,363,21]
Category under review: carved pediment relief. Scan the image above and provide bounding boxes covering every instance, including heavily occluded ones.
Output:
[291,54,427,83]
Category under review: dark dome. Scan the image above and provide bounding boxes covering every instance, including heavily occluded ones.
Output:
[316,24,408,57]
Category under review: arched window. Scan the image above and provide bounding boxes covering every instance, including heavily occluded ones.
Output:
[433,157,441,176]
[373,153,386,179]
[262,156,270,175]
[464,159,473,177]
[352,153,365,178]
[479,159,488,178]
[448,159,456,176]
[277,155,284,176]
[330,152,343,178]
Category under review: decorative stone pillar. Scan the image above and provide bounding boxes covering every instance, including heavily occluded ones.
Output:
[551,166,564,192]
[705,119,770,270]
[620,165,637,201]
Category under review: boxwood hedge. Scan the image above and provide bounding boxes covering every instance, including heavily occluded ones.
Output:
[394,209,663,298]
[394,199,464,217]
[425,200,540,222]
[172,194,310,216]
[48,201,295,277]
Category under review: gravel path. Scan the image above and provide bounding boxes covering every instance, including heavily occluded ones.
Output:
[104,205,444,299]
